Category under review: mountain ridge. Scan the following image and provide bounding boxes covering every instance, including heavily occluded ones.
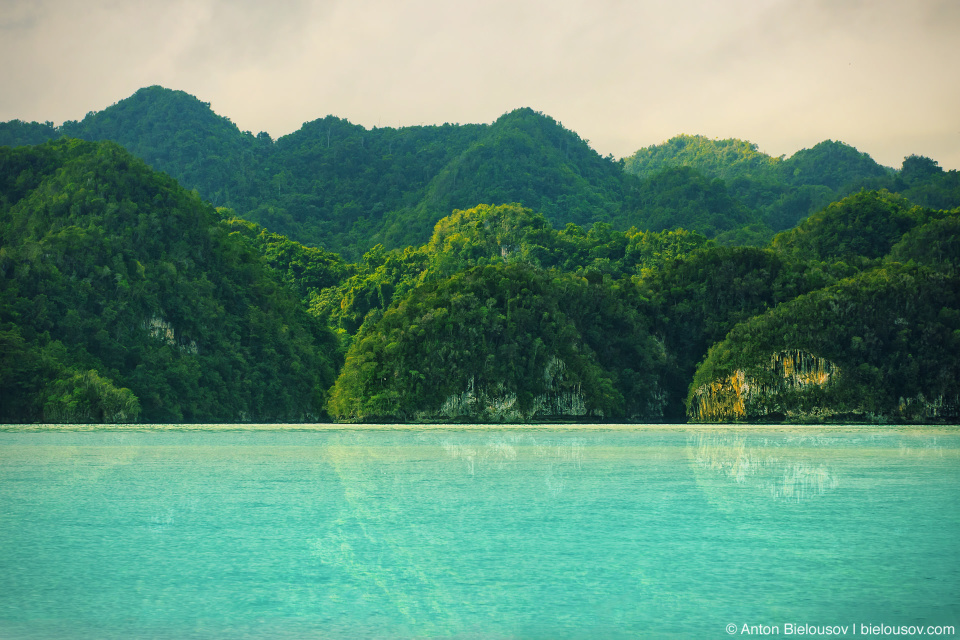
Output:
[2,86,958,259]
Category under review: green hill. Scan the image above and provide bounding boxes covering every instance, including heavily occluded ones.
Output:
[687,265,960,423]
[328,262,666,422]
[888,155,960,210]
[886,211,960,276]
[639,245,836,420]
[770,190,936,263]
[623,134,782,183]
[1,87,766,256]
[0,138,338,423]
[308,203,711,343]
[623,135,895,232]
[60,86,268,209]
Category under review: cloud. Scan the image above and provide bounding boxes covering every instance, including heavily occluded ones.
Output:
[1,0,958,168]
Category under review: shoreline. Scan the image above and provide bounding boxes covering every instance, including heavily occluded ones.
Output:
[2,422,958,433]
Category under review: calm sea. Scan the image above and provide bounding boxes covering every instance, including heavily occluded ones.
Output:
[0,425,957,639]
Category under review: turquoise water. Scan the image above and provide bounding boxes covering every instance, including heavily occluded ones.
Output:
[0,426,957,639]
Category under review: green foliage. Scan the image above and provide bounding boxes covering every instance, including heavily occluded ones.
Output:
[0,138,337,423]
[311,244,430,338]
[258,116,487,256]
[59,86,267,210]
[689,265,960,421]
[309,204,712,348]
[375,108,631,247]
[712,223,776,247]
[782,140,891,190]
[623,134,782,183]
[887,156,960,210]
[771,190,932,262]
[42,369,141,423]
[0,120,59,147]
[0,325,59,421]
[219,214,354,299]
[328,263,665,422]
[617,166,761,237]
[886,211,960,275]
[422,203,712,280]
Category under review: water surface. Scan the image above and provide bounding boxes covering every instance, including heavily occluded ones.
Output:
[0,425,957,638]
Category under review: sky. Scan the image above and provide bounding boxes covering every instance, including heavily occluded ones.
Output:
[2,0,958,169]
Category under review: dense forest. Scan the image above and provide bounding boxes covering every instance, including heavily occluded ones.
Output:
[6,86,958,259]
[2,86,959,423]
[0,139,338,423]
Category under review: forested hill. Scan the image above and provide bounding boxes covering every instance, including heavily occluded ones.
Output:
[0,138,338,423]
[0,87,265,207]
[2,87,633,257]
[223,195,958,424]
[3,90,960,425]
[624,135,960,232]
[5,86,958,259]
[1,138,958,422]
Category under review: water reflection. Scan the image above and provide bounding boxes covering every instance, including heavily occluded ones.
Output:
[437,432,587,495]
[691,432,839,502]
[307,430,599,631]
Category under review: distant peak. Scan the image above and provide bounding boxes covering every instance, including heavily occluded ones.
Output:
[127,85,210,107]
[493,107,557,126]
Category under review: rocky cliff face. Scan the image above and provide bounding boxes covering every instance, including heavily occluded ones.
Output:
[143,315,198,354]
[689,349,959,423]
[688,350,839,422]
[414,357,603,422]
[894,393,960,421]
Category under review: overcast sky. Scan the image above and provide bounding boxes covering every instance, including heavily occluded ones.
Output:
[2,0,958,169]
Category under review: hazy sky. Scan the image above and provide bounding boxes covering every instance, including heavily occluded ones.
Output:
[2,0,958,169]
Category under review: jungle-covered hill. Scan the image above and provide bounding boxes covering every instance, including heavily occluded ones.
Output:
[227,197,959,423]
[5,86,958,259]
[3,86,960,424]
[0,139,338,423]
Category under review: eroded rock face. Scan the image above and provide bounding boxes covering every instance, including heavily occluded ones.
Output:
[415,357,601,422]
[895,394,960,421]
[689,349,959,423]
[143,315,198,354]
[689,350,839,422]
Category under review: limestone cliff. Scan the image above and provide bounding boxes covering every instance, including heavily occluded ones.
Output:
[689,350,840,422]
[689,349,959,423]
[414,358,602,422]
[686,265,960,424]
[143,315,198,354]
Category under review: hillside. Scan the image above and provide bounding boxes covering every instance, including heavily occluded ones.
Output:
[770,189,937,263]
[687,265,960,423]
[623,135,896,232]
[687,196,960,423]
[0,138,338,423]
[4,89,960,425]
[15,86,955,260]
[328,262,666,422]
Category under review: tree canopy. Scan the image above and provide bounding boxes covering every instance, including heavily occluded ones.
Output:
[0,139,338,423]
